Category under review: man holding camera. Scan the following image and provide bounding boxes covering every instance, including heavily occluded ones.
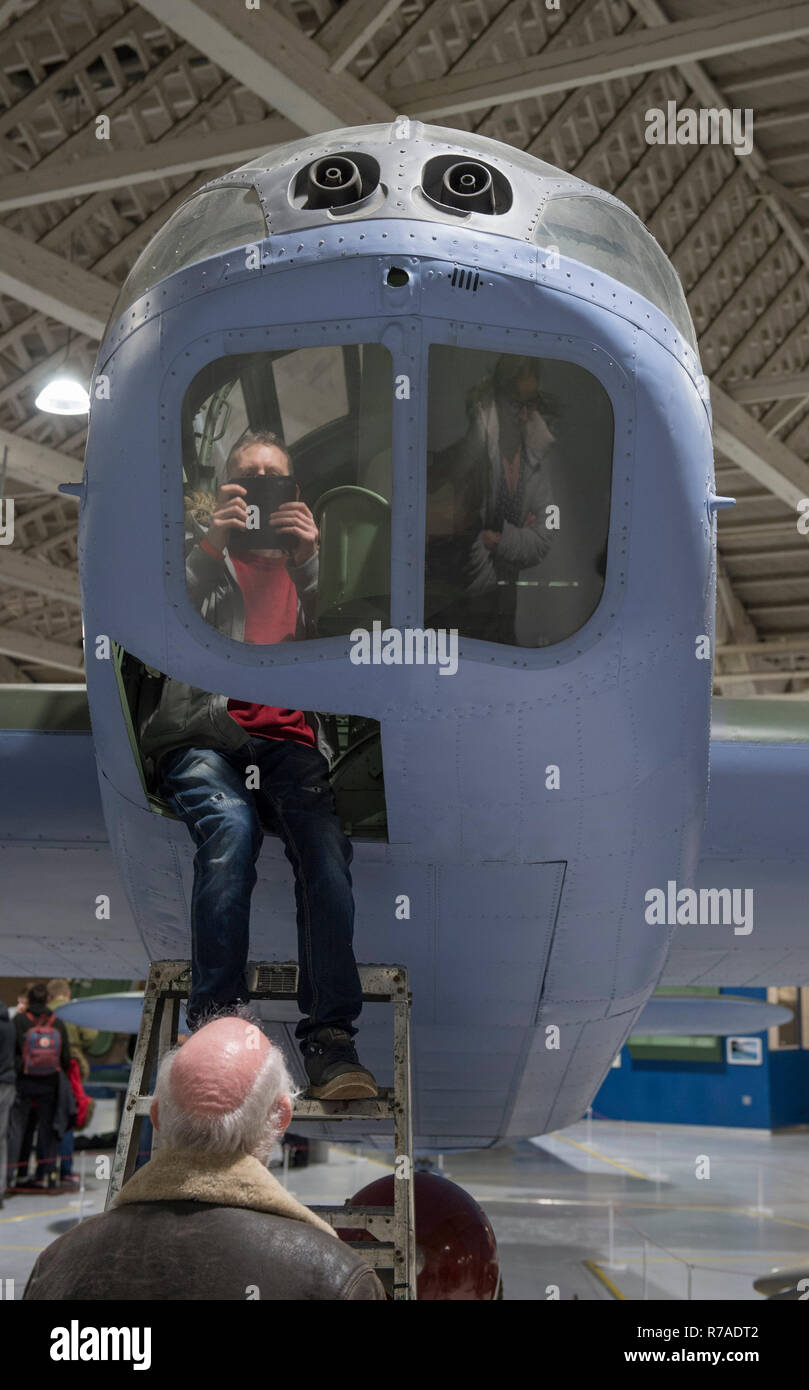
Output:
[138,431,377,1100]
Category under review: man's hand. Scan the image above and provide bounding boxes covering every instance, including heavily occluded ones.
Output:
[481,529,501,552]
[206,482,248,552]
[270,500,319,565]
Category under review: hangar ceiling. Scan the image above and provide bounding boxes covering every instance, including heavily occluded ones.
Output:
[1,0,809,695]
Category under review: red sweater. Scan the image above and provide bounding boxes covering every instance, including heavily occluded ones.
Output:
[201,539,314,747]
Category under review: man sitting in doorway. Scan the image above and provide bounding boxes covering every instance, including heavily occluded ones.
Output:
[138,430,376,1100]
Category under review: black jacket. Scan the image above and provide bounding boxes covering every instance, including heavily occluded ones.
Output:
[14,1004,70,1081]
[0,1003,15,1086]
[137,518,333,783]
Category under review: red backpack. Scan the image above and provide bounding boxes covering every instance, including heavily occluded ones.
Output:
[21,1011,61,1076]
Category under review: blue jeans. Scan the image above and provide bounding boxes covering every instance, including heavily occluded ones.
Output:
[159,739,362,1043]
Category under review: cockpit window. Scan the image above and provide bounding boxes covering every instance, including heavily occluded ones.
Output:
[425,346,613,647]
[182,344,393,642]
[111,187,267,324]
[535,196,697,350]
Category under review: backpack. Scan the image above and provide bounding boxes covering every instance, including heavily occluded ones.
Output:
[21,1011,61,1076]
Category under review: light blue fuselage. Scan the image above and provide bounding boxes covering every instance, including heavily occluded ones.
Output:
[81,213,714,1148]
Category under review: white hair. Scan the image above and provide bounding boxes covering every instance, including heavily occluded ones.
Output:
[153,1027,298,1161]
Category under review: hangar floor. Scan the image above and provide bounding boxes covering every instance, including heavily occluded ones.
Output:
[2,1118,807,1300]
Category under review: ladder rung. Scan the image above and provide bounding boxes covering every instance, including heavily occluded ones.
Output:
[311,1205,394,1220]
[293,1092,394,1120]
[338,1242,395,1268]
[310,1206,395,1237]
[140,960,409,1002]
[128,1092,396,1121]
[129,1094,394,1120]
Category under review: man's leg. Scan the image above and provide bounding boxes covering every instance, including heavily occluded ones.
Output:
[18,1103,36,1180]
[59,1129,74,1179]
[159,745,263,1027]
[252,740,362,1043]
[253,740,375,1099]
[6,1091,33,1188]
[32,1081,60,1186]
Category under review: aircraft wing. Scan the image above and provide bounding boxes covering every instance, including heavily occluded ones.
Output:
[0,686,145,977]
[3,688,809,988]
[662,698,809,987]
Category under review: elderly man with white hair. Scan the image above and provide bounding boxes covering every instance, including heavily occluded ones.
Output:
[22,1017,385,1300]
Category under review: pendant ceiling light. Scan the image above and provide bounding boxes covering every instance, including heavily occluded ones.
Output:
[35,190,90,416]
[34,370,90,415]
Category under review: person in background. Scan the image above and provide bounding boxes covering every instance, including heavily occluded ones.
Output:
[23,1017,385,1300]
[46,980,98,1081]
[0,999,15,1206]
[43,979,97,1187]
[6,982,71,1190]
[9,984,34,1019]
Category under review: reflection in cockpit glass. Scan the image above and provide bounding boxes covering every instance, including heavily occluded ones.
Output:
[425,346,613,647]
[182,344,393,643]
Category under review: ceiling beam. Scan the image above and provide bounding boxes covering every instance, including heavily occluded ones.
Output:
[0,550,80,605]
[715,557,761,696]
[365,0,457,90]
[719,521,799,539]
[717,637,809,656]
[391,3,809,119]
[713,668,809,687]
[722,57,809,94]
[136,0,393,131]
[0,116,299,210]
[0,653,31,682]
[0,226,115,338]
[755,103,809,133]
[626,0,809,277]
[0,623,84,675]
[0,428,80,494]
[0,9,139,141]
[711,383,809,510]
[316,0,406,74]
[0,1,19,20]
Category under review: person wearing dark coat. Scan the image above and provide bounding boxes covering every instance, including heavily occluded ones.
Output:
[23,1017,385,1300]
[7,982,71,1190]
[0,1001,16,1205]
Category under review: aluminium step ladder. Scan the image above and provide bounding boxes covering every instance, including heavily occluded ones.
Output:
[106,959,417,1300]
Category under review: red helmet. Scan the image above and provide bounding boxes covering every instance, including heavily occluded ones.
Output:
[338,1170,500,1300]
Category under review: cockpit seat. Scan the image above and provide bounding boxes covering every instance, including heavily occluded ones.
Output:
[313,485,391,636]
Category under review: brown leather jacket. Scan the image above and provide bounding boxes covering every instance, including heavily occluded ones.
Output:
[23,1146,385,1301]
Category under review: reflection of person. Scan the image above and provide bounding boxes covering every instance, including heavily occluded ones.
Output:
[427,355,556,642]
[139,431,377,1101]
[23,1019,385,1301]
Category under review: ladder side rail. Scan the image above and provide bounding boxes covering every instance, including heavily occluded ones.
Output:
[392,989,416,1300]
[106,977,166,1209]
[149,992,180,1157]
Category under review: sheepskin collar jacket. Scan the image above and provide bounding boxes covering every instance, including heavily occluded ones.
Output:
[22,1146,385,1302]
